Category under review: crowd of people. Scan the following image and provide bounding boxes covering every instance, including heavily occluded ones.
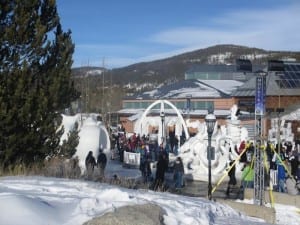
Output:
[226,140,300,197]
[85,127,185,191]
[113,126,189,190]
[265,141,300,195]
[85,125,299,197]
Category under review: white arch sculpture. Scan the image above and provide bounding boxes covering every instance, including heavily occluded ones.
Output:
[136,100,190,144]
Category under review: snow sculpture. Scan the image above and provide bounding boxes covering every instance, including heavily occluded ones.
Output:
[134,99,190,146]
[226,104,246,147]
[268,118,294,144]
[230,104,239,122]
[179,104,247,182]
[61,114,110,172]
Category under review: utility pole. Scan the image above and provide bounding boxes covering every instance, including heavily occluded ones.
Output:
[102,57,105,123]
[109,68,112,130]
[85,60,90,113]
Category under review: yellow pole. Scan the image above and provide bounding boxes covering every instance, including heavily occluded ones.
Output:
[212,146,248,194]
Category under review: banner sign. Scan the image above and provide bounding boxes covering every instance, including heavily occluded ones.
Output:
[123,151,140,166]
[255,75,266,116]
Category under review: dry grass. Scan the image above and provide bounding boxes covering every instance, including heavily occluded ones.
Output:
[0,163,44,176]
[43,157,81,179]
[0,159,151,192]
[0,157,81,179]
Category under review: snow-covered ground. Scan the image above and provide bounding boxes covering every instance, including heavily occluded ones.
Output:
[0,112,299,225]
[0,171,299,225]
[0,156,299,225]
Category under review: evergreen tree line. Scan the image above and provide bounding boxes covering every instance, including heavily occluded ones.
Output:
[0,0,80,172]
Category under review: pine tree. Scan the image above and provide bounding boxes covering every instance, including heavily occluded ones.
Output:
[59,122,80,159]
[0,0,79,170]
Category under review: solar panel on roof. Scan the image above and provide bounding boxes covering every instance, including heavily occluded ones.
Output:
[268,60,284,71]
[236,59,252,72]
[291,64,298,71]
[274,63,300,89]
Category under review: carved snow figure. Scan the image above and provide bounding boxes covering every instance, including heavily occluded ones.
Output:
[179,104,248,182]
[132,103,249,182]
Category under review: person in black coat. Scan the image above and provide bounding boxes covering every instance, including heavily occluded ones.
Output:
[85,151,96,179]
[169,130,176,153]
[153,153,168,191]
[173,157,184,188]
[226,160,237,196]
[289,148,299,179]
[139,155,152,183]
[97,148,107,178]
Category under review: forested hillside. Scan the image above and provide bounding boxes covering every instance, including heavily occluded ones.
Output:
[72,44,300,114]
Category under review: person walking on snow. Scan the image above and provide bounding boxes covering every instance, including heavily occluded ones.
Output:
[85,151,96,180]
[97,148,107,178]
[226,160,237,196]
[153,153,168,191]
[173,156,185,189]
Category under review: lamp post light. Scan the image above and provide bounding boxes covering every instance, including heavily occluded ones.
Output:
[205,109,216,200]
[160,111,165,145]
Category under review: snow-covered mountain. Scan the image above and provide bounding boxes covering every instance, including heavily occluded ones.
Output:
[73,44,300,90]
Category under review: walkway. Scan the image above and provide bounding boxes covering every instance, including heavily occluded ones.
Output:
[164,172,237,200]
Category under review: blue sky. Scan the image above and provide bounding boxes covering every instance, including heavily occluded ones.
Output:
[56,0,300,68]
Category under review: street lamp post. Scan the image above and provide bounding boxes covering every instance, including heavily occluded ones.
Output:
[160,111,165,145]
[205,109,216,200]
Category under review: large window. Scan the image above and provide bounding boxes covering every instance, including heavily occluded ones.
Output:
[123,101,159,109]
[185,72,221,80]
[123,100,214,110]
[170,101,185,109]
[192,101,214,110]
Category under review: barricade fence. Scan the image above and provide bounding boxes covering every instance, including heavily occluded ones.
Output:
[123,151,140,167]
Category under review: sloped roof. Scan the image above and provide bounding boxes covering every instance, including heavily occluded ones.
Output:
[232,62,300,97]
[125,79,243,100]
[199,80,243,95]
[118,108,232,121]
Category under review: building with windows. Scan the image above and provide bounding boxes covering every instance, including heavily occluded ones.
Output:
[232,61,300,139]
[118,60,300,140]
